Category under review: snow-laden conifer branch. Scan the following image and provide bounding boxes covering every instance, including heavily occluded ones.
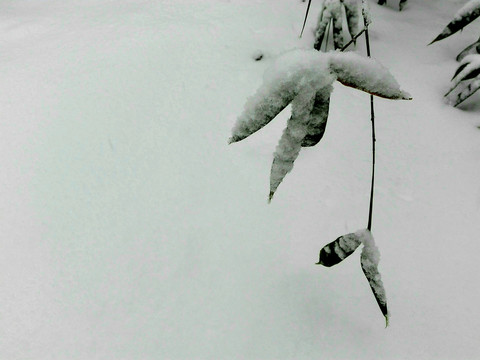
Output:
[229,50,411,201]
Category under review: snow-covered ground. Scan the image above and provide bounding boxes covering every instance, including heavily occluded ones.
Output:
[1,0,480,358]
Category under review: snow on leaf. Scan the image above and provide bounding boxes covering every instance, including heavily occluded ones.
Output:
[314,0,360,51]
[361,0,372,26]
[228,77,298,144]
[329,52,412,100]
[445,55,480,106]
[456,37,480,62]
[429,0,480,45]
[316,231,362,267]
[314,2,334,51]
[229,50,333,144]
[448,78,480,107]
[301,89,331,147]
[230,49,410,200]
[358,229,389,325]
[269,88,317,201]
[344,0,361,39]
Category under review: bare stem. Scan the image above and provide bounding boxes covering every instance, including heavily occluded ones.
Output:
[364,23,375,232]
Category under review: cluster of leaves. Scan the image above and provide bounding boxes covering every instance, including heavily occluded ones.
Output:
[317,229,389,325]
[430,0,480,106]
[445,55,480,106]
[229,49,411,322]
[229,50,410,201]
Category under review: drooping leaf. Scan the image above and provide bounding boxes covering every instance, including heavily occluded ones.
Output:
[330,1,344,49]
[445,55,480,102]
[229,50,333,144]
[301,89,331,147]
[430,0,480,45]
[316,231,362,267]
[456,37,480,61]
[449,78,480,107]
[358,230,389,325]
[269,90,318,201]
[343,0,361,40]
[314,4,332,51]
[451,62,470,81]
[329,52,412,100]
[229,82,298,144]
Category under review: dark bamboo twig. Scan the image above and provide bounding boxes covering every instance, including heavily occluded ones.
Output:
[364,21,376,232]
[300,0,313,38]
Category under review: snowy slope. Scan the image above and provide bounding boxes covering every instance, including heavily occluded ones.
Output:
[1,0,480,359]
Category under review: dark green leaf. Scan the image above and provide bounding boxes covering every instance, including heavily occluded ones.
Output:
[317,232,362,267]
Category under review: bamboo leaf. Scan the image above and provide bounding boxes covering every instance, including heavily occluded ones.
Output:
[445,55,480,98]
[330,52,412,100]
[452,78,480,107]
[343,0,360,40]
[330,2,344,49]
[229,83,297,144]
[359,230,389,325]
[301,89,331,147]
[269,90,318,201]
[456,38,480,62]
[430,0,480,45]
[314,6,331,51]
[316,232,362,267]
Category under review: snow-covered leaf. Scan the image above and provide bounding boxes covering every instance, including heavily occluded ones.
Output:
[344,0,361,39]
[430,0,480,45]
[448,78,480,107]
[358,229,389,325]
[329,52,412,99]
[229,50,333,144]
[301,90,331,147]
[456,37,480,62]
[314,0,360,51]
[317,229,389,324]
[316,231,362,267]
[228,79,298,144]
[269,89,318,201]
[445,54,480,106]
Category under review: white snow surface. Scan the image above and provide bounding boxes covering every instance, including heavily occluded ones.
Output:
[2,0,480,359]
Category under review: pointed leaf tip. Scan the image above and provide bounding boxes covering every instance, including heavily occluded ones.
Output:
[360,233,389,322]
[385,314,389,328]
[268,191,274,203]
